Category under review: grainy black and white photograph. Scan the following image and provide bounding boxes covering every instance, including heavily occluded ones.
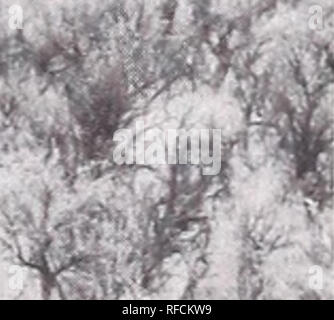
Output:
[0,0,333,301]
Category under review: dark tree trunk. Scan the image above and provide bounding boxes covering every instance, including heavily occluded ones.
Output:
[41,273,55,300]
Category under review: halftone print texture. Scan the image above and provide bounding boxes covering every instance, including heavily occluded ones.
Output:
[0,0,333,300]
